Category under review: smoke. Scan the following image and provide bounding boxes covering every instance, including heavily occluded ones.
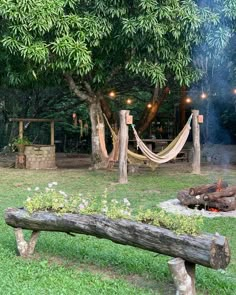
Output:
[190,1,236,148]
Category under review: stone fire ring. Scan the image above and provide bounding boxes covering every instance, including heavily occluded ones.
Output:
[159,199,236,218]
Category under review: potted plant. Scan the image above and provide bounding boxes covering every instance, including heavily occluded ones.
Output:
[12,136,31,153]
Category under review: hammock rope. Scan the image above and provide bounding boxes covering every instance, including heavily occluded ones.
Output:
[131,114,192,164]
[103,113,148,162]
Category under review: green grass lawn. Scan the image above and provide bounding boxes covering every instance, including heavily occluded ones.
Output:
[0,165,235,295]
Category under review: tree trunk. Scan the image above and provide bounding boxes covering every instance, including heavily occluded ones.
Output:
[89,98,109,169]
[64,74,109,169]
[136,86,169,135]
[100,97,116,126]
[179,86,187,130]
[5,208,230,269]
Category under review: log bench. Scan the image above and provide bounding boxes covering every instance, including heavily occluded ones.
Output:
[5,208,231,295]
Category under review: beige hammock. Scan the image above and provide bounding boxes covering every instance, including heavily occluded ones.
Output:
[131,114,193,164]
[103,114,149,165]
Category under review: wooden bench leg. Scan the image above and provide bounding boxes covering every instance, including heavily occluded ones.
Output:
[14,228,40,257]
[168,258,196,295]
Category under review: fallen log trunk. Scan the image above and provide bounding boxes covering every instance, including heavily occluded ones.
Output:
[177,190,236,212]
[5,208,230,269]
[203,186,236,201]
[189,182,228,196]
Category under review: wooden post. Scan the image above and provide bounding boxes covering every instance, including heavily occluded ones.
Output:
[168,258,196,295]
[14,228,40,257]
[19,120,24,139]
[192,110,200,174]
[185,261,196,295]
[50,120,55,145]
[119,110,129,184]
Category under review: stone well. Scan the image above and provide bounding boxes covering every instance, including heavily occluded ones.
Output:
[24,145,56,169]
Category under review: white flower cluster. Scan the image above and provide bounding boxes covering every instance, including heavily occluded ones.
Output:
[25,184,132,219]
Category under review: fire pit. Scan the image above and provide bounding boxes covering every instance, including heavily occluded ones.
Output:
[159,180,236,218]
[177,180,236,212]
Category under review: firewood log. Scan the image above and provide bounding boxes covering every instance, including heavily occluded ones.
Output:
[189,182,228,196]
[203,186,236,201]
[177,190,236,212]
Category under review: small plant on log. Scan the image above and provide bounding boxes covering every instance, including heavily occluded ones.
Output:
[24,183,203,235]
[24,184,133,220]
[136,208,204,235]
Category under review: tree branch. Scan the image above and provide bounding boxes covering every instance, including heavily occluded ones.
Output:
[84,81,95,97]
[64,74,91,102]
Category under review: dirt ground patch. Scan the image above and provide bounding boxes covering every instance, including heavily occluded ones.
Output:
[0,152,92,169]
[1,152,236,174]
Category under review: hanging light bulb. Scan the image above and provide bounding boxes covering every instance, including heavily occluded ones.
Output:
[126,98,132,105]
[185,97,192,103]
[108,91,116,98]
[200,92,207,99]
[147,103,152,108]
[233,88,236,95]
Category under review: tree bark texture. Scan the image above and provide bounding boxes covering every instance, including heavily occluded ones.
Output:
[192,110,201,174]
[5,208,230,269]
[89,98,109,169]
[119,110,129,184]
[14,228,39,257]
[168,258,195,295]
[189,182,228,196]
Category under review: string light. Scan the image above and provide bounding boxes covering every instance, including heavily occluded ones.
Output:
[200,92,207,99]
[147,103,152,108]
[233,89,236,95]
[108,91,116,98]
[126,98,132,105]
[185,97,192,103]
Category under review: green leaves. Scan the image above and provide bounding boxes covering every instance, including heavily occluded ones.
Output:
[1,0,235,92]
[20,42,49,63]
[51,36,92,72]
[206,27,232,51]
[126,59,166,86]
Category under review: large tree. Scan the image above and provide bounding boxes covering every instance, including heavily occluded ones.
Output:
[0,0,224,168]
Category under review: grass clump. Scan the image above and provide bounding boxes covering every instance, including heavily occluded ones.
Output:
[0,166,235,295]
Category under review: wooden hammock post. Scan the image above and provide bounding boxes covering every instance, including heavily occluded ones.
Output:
[119,110,129,184]
[192,110,201,174]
